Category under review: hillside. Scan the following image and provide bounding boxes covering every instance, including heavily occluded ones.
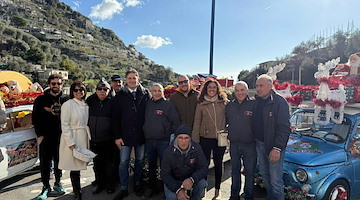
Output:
[238,29,360,88]
[0,0,176,88]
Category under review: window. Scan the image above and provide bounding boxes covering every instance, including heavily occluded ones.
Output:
[0,110,33,133]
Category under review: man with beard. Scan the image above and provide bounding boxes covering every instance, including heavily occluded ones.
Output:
[170,75,199,130]
[32,74,69,199]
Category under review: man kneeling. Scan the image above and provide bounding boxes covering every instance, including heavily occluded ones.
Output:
[161,125,208,200]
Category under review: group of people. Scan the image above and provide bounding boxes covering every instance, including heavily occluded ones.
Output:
[32,69,290,200]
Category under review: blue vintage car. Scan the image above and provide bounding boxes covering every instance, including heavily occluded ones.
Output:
[284,104,360,200]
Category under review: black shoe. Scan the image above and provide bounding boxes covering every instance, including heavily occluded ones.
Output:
[144,188,154,198]
[134,185,144,197]
[74,192,82,200]
[91,180,98,186]
[229,196,240,200]
[106,188,115,194]
[113,190,129,200]
[92,185,104,194]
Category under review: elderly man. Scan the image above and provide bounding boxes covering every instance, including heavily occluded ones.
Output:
[110,75,123,97]
[87,78,115,195]
[143,83,180,197]
[253,74,290,200]
[226,81,256,200]
[112,69,150,200]
[161,125,207,200]
[170,75,199,130]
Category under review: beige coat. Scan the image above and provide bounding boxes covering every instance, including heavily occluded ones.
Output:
[192,99,227,143]
[59,99,90,171]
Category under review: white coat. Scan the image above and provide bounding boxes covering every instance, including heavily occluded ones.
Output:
[58,98,90,170]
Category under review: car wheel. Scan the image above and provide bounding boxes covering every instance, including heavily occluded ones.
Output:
[323,179,349,200]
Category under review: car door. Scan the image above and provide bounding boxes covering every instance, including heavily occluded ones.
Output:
[347,119,360,198]
[0,105,38,182]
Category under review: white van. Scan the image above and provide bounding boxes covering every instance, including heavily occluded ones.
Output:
[0,104,38,182]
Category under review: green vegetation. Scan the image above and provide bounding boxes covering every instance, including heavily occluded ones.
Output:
[0,0,177,87]
[238,29,360,88]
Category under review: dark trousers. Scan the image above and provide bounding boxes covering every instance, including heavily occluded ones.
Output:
[230,142,257,199]
[90,140,116,189]
[39,138,62,188]
[200,137,226,189]
[145,140,169,186]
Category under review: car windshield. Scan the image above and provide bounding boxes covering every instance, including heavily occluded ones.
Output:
[290,111,351,143]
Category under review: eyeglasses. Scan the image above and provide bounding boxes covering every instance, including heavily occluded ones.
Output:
[178,80,189,85]
[50,82,62,86]
[73,88,85,92]
[177,136,190,140]
[96,88,109,91]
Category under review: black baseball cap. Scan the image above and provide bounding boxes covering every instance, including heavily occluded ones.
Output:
[111,75,122,81]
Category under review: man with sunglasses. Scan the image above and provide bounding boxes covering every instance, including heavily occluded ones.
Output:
[87,78,116,195]
[32,74,69,199]
[170,75,199,130]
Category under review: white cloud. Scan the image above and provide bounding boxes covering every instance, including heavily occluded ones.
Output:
[89,0,124,20]
[72,1,80,10]
[123,0,141,7]
[150,20,161,26]
[135,35,172,49]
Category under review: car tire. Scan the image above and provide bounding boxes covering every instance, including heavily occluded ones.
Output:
[323,179,349,200]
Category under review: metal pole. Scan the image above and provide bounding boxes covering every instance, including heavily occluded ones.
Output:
[209,0,215,75]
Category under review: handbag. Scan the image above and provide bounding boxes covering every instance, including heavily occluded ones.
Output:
[216,130,229,147]
[73,147,97,162]
[206,107,229,147]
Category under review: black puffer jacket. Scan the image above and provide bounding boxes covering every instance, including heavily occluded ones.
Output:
[87,94,113,143]
[32,90,69,140]
[161,141,208,193]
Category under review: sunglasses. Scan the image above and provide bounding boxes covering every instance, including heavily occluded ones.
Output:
[96,88,109,91]
[50,82,62,86]
[73,88,85,92]
[178,80,189,85]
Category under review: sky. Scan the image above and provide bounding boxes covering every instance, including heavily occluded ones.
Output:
[59,0,360,78]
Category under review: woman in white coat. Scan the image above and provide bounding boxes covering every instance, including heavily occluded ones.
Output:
[58,82,89,200]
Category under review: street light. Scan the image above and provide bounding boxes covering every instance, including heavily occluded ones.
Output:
[209,0,215,75]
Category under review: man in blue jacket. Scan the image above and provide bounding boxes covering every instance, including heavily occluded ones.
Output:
[112,69,150,200]
[226,81,256,200]
[253,74,290,200]
[161,125,207,200]
[143,83,180,197]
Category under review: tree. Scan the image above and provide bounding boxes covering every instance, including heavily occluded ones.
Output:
[11,16,28,27]
[237,69,250,81]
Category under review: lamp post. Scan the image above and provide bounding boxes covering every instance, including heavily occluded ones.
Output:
[209,0,215,75]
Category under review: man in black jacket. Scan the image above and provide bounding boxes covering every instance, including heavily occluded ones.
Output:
[112,69,151,200]
[253,74,290,200]
[143,83,180,197]
[226,81,256,200]
[161,125,207,200]
[87,78,115,195]
[32,74,69,199]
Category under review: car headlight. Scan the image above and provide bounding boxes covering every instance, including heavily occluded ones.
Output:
[295,169,308,183]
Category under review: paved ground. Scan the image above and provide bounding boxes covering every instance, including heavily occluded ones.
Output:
[0,153,266,200]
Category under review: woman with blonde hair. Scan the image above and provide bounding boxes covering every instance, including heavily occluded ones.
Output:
[192,79,228,199]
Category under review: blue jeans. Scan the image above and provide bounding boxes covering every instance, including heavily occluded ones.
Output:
[256,140,285,200]
[119,145,144,190]
[145,140,169,185]
[164,179,207,200]
[230,142,256,200]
